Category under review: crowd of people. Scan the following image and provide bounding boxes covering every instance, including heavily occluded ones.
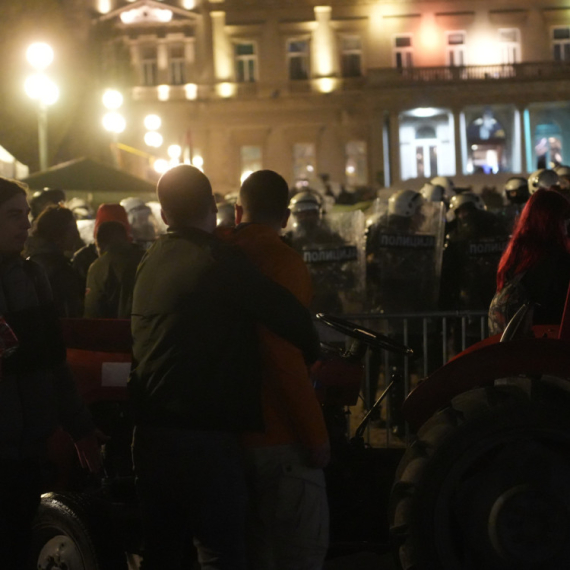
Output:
[2,163,570,569]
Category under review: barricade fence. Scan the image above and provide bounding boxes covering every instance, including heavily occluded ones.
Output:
[314,310,490,447]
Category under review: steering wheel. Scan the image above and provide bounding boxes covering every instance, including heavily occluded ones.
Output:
[316,313,413,356]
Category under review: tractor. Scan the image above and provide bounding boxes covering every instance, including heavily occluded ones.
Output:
[31,299,570,569]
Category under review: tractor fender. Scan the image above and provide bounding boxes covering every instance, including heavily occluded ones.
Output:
[403,336,570,430]
[61,319,132,404]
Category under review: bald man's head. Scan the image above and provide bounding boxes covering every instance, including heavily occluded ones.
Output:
[157,165,215,228]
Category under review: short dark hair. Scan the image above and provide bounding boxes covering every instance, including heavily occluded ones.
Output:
[239,170,289,223]
[33,205,75,244]
[0,177,27,207]
[96,220,129,250]
[157,165,213,226]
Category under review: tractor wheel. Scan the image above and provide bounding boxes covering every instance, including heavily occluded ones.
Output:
[390,379,570,570]
[32,492,127,570]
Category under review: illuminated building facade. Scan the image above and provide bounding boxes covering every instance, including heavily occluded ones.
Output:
[92,0,570,194]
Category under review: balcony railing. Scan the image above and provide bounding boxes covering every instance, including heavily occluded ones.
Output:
[367,61,570,86]
[128,61,570,102]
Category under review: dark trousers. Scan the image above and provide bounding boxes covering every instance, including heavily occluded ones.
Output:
[0,458,42,569]
[132,425,248,570]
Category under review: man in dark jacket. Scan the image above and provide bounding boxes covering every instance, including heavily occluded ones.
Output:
[130,165,320,570]
[84,221,143,318]
[0,178,101,567]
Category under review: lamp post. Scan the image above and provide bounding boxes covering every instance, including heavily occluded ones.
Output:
[25,43,59,171]
[102,89,125,166]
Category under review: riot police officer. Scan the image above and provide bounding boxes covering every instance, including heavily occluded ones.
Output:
[366,189,444,313]
[286,191,362,313]
[502,177,530,233]
[527,169,560,194]
[440,192,509,311]
[365,189,445,434]
[120,197,157,249]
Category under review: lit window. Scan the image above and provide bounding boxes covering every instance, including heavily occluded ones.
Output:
[293,143,316,181]
[287,39,310,80]
[393,36,413,69]
[240,146,262,182]
[552,27,570,62]
[169,43,186,85]
[446,31,466,66]
[235,43,257,83]
[340,36,362,78]
[345,141,368,185]
[140,44,158,86]
[499,28,521,64]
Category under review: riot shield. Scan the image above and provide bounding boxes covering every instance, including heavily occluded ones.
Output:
[495,204,523,237]
[365,199,446,313]
[441,208,510,311]
[285,210,366,314]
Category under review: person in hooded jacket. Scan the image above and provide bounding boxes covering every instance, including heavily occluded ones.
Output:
[84,221,143,319]
[72,203,132,293]
[0,177,102,568]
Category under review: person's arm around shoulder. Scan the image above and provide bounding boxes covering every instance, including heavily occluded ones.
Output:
[212,242,320,363]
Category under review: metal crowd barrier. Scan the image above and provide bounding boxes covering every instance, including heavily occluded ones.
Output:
[315,310,490,447]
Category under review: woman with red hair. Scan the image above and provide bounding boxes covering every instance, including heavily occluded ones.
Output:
[489,188,570,334]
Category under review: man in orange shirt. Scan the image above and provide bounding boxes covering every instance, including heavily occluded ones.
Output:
[231,170,330,570]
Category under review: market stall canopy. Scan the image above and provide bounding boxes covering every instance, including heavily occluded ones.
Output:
[20,157,156,207]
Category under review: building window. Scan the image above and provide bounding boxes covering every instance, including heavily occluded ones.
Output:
[345,141,368,185]
[240,146,262,182]
[399,108,455,180]
[553,27,570,61]
[446,31,466,66]
[293,143,316,181]
[535,123,563,169]
[287,39,310,80]
[466,108,508,174]
[235,42,257,82]
[340,36,362,77]
[499,28,520,64]
[140,44,158,86]
[394,35,413,69]
[168,43,186,85]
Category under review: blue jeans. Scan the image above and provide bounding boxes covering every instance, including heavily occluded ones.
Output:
[133,425,248,570]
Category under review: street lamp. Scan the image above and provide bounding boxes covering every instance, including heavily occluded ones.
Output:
[144,114,161,131]
[102,89,125,166]
[25,43,58,171]
[144,114,163,150]
[144,131,163,148]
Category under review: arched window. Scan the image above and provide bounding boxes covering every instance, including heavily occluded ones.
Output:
[416,126,437,139]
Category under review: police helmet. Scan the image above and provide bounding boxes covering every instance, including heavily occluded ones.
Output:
[66,197,94,220]
[388,189,423,217]
[503,177,530,205]
[120,197,150,214]
[555,165,570,178]
[420,183,445,203]
[430,176,455,199]
[449,192,485,215]
[289,191,322,215]
[528,169,560,194]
